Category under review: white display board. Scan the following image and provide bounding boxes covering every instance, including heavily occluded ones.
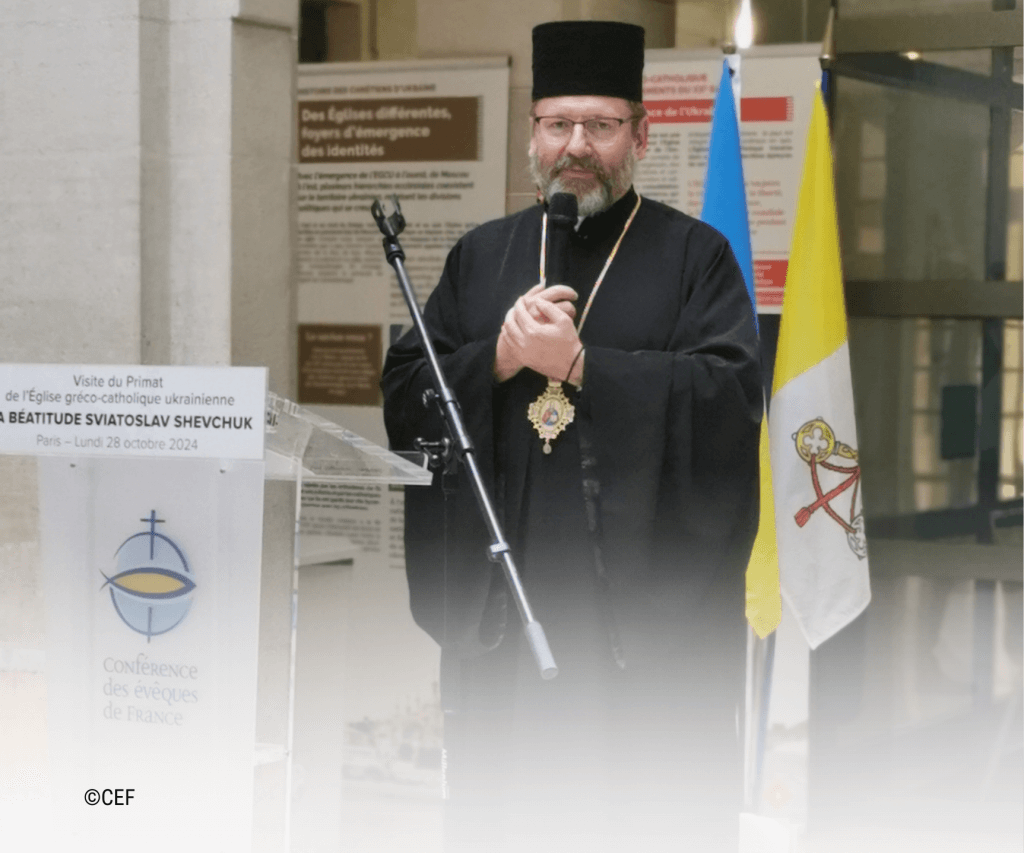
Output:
[638,45,821,312]
[296,57,509,429]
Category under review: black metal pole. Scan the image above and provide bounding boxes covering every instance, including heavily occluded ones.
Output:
[372,197,558,680]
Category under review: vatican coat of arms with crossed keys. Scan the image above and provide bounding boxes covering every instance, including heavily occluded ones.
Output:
[791,417,867,560]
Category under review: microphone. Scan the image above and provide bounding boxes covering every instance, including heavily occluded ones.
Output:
[546,192,577,287]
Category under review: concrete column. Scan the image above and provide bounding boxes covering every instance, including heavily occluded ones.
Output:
[0,1,296,382]
[231,3,298,398]
[0,13,144,831]
[140,1,234,368]
[229,8,299,851]
[0,3,145,364]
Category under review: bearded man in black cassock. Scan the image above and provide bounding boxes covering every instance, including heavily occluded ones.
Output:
[381,20,761,853]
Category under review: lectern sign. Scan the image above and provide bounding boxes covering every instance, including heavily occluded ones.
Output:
[0,364,266,460]
[9,364,270,852]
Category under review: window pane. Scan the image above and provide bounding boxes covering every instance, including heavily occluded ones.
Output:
[851,316,1023,511]
[850,318,983,516]
[835,76,991,283]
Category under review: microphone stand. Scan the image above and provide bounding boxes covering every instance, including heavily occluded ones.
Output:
[371,196,558,680]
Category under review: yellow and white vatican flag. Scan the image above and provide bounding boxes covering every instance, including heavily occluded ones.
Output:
[769,90,870,649]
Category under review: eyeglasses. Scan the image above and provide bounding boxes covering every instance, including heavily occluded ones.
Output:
[532,115,631,143]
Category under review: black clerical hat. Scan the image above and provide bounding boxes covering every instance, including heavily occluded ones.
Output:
[532,21,645,102]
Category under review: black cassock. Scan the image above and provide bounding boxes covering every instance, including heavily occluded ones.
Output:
[382,188,761,852]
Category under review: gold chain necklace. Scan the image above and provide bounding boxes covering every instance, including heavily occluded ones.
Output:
[528,192,642,454]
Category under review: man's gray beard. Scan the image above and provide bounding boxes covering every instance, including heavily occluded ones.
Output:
[529,146,637,217]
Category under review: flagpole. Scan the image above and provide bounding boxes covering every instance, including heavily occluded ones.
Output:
[819,4,836,126]
[747,627,776,810]
[714,7,779,808]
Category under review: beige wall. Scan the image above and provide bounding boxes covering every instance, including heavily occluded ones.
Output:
[676,0,729,47]
[378,0,419,58]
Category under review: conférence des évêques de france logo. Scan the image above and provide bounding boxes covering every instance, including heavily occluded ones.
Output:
[101,511,196,641]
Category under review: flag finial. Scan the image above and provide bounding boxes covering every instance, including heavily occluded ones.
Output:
[820,6,836,68]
